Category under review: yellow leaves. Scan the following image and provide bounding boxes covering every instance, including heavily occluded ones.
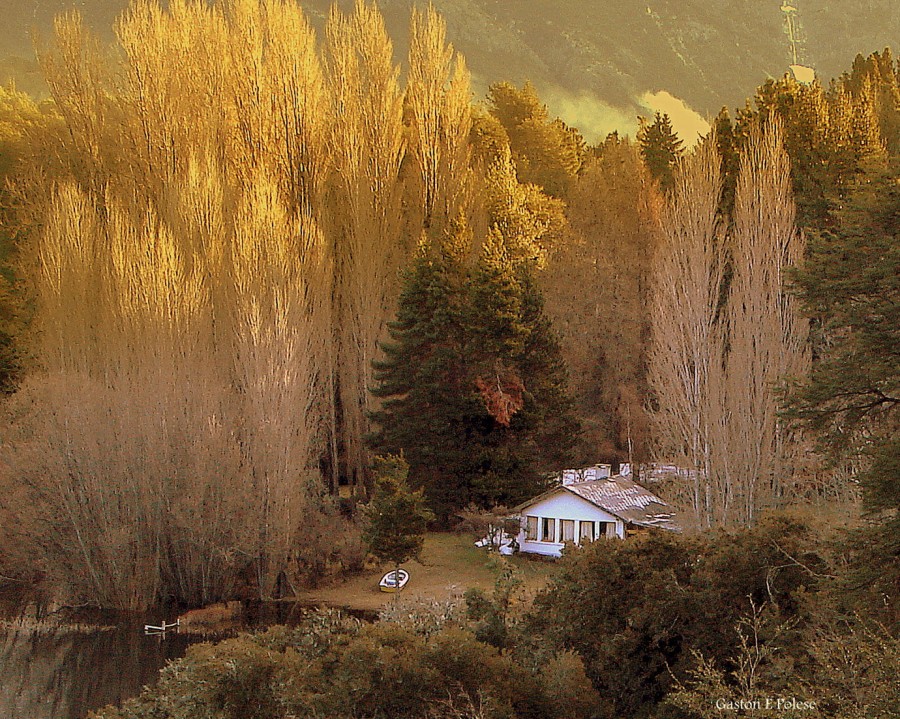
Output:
[0,87,64,201]
[36,12,111,189]
[26,0,481,500]
[408,3,472,230]
[38,182,211,378]
[0,85,42,147]
[112,0,331,205]
[11,0,497,604]
[117,0,229,185]
[323,1,411,487]
[231,174,296,307]
[39,183,91,299]
[257,0,328,211]
[484,147,566,270]
[229,168,330,407]
[326,0,405,210]
[111,204,207,334]
[38,183,101,373]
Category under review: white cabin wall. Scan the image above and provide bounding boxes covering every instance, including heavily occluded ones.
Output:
[516,490,623,557]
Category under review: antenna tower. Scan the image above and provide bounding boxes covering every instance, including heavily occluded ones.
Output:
[781,2,815,83]
[781,2,801,65]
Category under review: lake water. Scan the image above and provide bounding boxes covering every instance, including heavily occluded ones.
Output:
[0,615,202,719]
[0,596,375,719]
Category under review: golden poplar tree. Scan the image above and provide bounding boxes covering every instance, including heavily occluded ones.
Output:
[4,0,481,606]
[325,0,405,493]
[407,3,472,233]
[11,1,338,607]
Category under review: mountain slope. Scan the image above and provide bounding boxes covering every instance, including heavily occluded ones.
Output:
[2,0,897,138]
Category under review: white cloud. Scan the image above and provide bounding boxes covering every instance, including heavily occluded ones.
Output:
[471,79,710,148]
[539,86,639,144]
[639,90,710,146]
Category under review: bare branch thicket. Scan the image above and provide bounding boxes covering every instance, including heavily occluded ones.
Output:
[3,1,341,607]
[4,0,478,606]
[649,121,811,528]
[726,119,810,525]
[647,135,728,529]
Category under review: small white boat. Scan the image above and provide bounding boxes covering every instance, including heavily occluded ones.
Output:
[379,569,409,593]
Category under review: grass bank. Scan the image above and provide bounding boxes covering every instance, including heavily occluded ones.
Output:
[294,532,556,612]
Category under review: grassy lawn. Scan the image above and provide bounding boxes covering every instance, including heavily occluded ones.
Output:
[295,532,558,612]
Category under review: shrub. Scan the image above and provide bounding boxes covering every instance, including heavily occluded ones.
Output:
[527,516,819,719]
[89,608,601,719]
[379,592,466,637]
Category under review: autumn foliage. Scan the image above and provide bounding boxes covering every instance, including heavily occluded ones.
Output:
[475,369,525,428]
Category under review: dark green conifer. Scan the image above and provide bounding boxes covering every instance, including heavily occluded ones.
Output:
[787,159,900,622]
[370,220,579,518]
[362,454,434,580]
[369,226,475,515]
[465,231,579,507]
[637,111,683,192]
[713,107,740,218]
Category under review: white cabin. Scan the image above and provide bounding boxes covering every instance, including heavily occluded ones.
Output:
[514,473,679,557]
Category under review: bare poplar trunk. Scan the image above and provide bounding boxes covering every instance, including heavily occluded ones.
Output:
[647,135,727,529]
[726,119,809,525]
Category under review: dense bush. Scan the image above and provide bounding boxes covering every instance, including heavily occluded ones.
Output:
[526,517,822,719]
[89,609,600,719]
[665,608,900,719]
[89,517,900,719]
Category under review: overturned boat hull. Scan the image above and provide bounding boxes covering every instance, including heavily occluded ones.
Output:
[379,569,409,593]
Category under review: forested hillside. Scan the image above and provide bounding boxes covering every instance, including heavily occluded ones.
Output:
[3,0,899,136]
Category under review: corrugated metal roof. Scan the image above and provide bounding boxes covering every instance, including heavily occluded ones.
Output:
[516,474,681,532]
[565,476,681,531]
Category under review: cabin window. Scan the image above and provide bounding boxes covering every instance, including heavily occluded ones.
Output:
[525,516,539,541]
[579,521,594,543]
[561,519,576,543]
[541,517,556,542]
[598,521,612,539]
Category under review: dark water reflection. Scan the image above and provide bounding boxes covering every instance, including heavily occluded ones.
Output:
[0,616,202,719]
[0,596,377,719]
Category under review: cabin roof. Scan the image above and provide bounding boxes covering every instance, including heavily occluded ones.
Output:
[515,474,681,532]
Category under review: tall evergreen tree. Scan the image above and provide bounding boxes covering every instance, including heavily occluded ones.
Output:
[466,231,580,506]
[712,107,741,219]
[369,226,474,515]
[638,111,683,192]
[362,454,433,581]
[369,221,578,518]
[786,159,900,619]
